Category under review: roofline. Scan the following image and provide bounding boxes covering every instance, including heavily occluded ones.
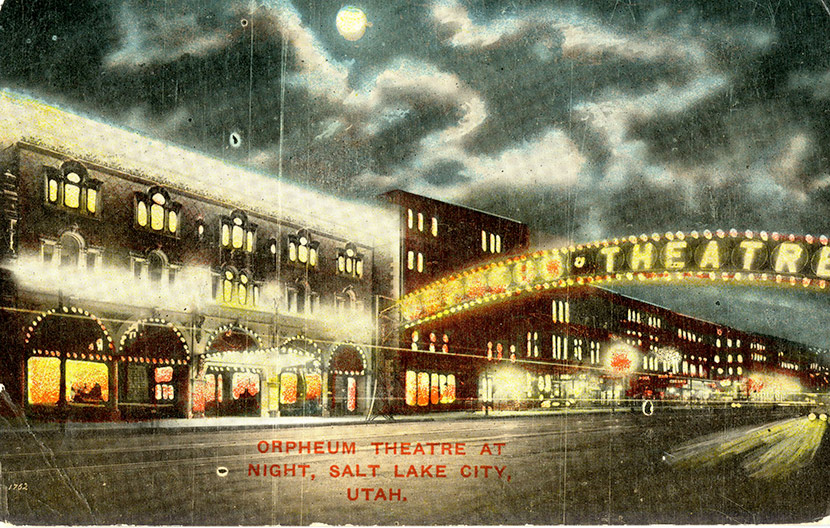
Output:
[381,189,527,226]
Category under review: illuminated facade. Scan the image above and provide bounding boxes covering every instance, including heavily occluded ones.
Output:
[399,281,830,412]
[0,92,397,420]
[0,91,827,422]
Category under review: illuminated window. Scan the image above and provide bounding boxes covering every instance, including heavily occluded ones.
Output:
[232,372,260,399]
[27,357,60,405]
[417,372,429,406]
[217,267,258,308]
[418,212,424,232]
[287,229,318,266]
[552,300,570,323]
[442,333,450,353]
[347,377,357,412]
[134,187,181,236]
[405,370,417,406]
[407,209,414,229]
[481,230,487,251]
[154,366,175,401]
[66,359,108,404]
[221,210,257,252]
[431,217,438,237]
[407,371,456,406]
[337,243,364,278]
[43,161,101,216]
[417,252,424,273]
[306,372,322,401]
[407,250,415,270]
[527,331,540,357]
[280,372,298,404]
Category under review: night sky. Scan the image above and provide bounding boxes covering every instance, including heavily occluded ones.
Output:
[2,0,830,347]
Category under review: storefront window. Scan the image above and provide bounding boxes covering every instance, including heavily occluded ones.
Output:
[306,372,322,400]
[405,370,417,406]
[280,372,298,404]
[417,372,429,406]
[447,375,456,403]
[347,377,357,412]
[232,372,260,399]
[66,360,108,403]
[430,373,440,405]
[27,357,60,405]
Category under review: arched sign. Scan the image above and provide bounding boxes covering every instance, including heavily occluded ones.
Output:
[401,230,830,326]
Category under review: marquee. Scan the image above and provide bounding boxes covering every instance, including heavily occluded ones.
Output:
[400,229,830,327]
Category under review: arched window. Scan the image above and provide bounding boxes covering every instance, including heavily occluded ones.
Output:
[43,161,101,216]
[217,267,259,308]
[59,232,82,267]
[287,229,318,267]
[335,286,361,313]
[147,250,166,283]
[220,210,257,252]
[337,243,364,278]
[135,187,182,236]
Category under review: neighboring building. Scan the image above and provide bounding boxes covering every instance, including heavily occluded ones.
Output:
[381,190,530,295]
[399,282,830,413]
[0,92,398,421]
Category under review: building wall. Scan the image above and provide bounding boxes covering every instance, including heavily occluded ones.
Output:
[400,285,830,412]
[0,140,394,420]
[381,190,531,295]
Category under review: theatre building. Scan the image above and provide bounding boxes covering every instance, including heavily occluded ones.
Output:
[0,92,397,421]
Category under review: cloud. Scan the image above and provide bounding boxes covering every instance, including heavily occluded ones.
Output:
[105,2,233,69]
[256,0,351,102]
[431,0,526,48]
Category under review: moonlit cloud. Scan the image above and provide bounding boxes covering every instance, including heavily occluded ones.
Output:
[431,0,525,48]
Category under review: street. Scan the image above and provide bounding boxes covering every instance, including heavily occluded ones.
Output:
[1,406,828,525]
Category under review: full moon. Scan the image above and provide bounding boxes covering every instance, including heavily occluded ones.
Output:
[336,6,369,41]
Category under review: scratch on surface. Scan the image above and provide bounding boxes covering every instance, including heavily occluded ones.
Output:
[0,392,96,522]
[819,0,830,17]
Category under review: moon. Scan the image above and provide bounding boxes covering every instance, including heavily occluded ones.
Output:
[336,6,370,41]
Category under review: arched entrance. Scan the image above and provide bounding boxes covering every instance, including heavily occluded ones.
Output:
[329,344,367,415]
[195,325,262,417]
[24,306,115,419]
[273,337,323,417]
[118,318,189,419]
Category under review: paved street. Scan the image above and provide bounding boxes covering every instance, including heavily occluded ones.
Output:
[1,406,828,525]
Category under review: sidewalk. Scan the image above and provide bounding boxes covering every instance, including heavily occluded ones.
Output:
[0,406,638,435]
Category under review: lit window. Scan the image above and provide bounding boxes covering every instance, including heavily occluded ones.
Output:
[218,267,258,308]
[496,234,502,253]
[337,243,364,278]
[27,357,60,405]
[407,209,414,229]
[482,230,487,251]
[135,187,181,235]
[418,213,424,232]
[287,229,318,266]
[223,269,235,303]
[43,162,101,216]
[221,211,256,252]
[417,252,424,273]
[407,250,415,270]
[431,217,438,237]
[66,359,108,404]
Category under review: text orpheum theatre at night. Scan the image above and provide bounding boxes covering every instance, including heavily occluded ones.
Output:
[247,439,512,501]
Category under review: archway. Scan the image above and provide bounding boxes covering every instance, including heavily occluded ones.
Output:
[118,318,189,419]
[328,344,367,415]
